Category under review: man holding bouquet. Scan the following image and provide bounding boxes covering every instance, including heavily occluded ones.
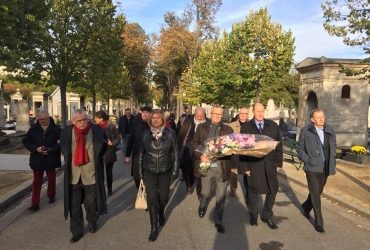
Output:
[240,103,283,229]
[192,105,233,234]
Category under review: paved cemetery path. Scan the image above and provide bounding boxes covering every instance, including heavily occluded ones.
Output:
[0,154,369,250]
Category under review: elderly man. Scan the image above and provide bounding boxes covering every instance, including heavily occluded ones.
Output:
[192,105,233,234]
[178,107,208,195]
[240,103,283,229]
[22,111,61,211]
[227,107,249,197]
[298,109,336,233]
[60,109,107,243]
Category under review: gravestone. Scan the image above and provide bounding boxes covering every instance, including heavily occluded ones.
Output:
[15,100,30,132]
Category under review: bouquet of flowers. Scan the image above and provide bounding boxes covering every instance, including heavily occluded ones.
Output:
[196,133,279,175]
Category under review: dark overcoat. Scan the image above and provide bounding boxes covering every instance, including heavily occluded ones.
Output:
[22,118,61,171]
[60,123,107,220]
[125,118,150,180]
[191,121,233,181]
[240,119,283,194]
[103,123,120,164]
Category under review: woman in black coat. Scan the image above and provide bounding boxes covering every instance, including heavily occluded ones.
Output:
[22,111,61,210]
[138,110,179,242]
[94,111,120,196]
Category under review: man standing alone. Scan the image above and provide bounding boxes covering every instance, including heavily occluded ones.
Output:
[298,109,336,233]
[60,110,107,243]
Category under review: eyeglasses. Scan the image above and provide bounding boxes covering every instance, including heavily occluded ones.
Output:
[212,113,223,116]
[239,113,248,115]
[75,118,88,123]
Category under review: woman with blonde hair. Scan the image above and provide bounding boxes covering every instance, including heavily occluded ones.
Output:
[138,110,179,241]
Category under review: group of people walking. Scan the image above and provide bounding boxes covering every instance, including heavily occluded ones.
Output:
[22,103,336,243]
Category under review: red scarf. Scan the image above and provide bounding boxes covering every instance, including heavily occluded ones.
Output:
[73,123,91,167]
[98,120,108,129]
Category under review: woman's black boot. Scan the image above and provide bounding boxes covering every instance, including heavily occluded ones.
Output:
[148,206,159,241]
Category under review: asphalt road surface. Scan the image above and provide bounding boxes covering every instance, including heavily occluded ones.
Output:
[0,155,369,250]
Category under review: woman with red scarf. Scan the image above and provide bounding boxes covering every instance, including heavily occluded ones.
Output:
[94,111,120,196]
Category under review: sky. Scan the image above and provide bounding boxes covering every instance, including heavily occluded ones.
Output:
[115,0,365,63]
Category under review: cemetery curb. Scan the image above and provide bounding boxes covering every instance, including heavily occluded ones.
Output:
[0,168,63,215]
[277,171,370,220]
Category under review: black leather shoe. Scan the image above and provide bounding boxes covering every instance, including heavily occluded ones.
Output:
[215,223,225,234]
[314,225,325,233]
[198,206,206,218]
[70,233,83,244]
[148,226,159,241]
[27,206,39,211]
[250,216,258,226]
[89,223,97,233]
[261,217,278,229]
[48,197,55,204]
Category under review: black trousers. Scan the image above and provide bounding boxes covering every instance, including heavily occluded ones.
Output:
[70,181,97,236]
[144,170,171,211]
[105,163,114,192]
[302,171,328,227]
[230,172,238,191]
[180,148,194,188]
[244,175,276,219]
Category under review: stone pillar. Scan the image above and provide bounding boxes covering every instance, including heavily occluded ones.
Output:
[16,100,30,132]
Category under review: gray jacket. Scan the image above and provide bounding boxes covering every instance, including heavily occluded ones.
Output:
[298,123,336,175]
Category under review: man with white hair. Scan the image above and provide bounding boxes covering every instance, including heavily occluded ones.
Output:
[178,107,208,195]
[60,109,107,243]
[22,111,61,211]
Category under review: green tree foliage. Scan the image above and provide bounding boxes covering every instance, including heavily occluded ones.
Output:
[0,0,121,126]
[322,0,369,80]
[122,22,151,105]
[185,8,295,107]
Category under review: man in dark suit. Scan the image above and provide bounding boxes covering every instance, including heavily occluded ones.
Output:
[177,107,207,195]
[124,106,152,188]
[192,105,233,234]
[118,108,136,155]
[298,109,336,233]
[240,103,283,229]
[60,109,107,244]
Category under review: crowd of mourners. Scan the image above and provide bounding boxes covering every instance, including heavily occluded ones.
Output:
[22,103,336,243]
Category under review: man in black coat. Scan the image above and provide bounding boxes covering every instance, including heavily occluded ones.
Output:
[22,111,61,211]
[60,109,107,244]
[298,109,336,233]
[118,108,136,155]
[177,107,207,195]
[124,106,152,188]
[240,103,283,229]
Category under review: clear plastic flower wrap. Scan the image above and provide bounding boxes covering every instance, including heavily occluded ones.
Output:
[196,133,279,175]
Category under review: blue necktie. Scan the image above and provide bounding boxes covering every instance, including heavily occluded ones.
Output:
[258,123,263,134]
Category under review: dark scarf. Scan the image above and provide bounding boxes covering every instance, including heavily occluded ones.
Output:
[73,123,91,167]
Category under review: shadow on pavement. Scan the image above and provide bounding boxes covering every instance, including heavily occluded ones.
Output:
[336,168,370,192]
[259,240,284,250]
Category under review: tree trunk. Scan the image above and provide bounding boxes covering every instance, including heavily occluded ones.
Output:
[92,89,96,115]
[0,80,6,127]
[60,83,68,127]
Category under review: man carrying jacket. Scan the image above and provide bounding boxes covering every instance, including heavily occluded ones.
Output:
[298,109,336,233]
